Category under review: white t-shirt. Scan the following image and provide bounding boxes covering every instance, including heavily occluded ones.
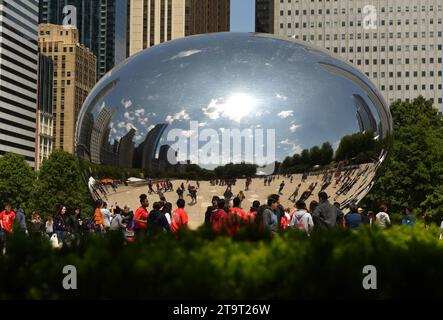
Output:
[101,208,112,228]
[376,212,391,229]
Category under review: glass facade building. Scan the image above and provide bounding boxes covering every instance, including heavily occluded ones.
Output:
[39,0,128,80]
[0,0,39,166]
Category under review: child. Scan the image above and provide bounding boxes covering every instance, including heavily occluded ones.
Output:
[45,217,54,240]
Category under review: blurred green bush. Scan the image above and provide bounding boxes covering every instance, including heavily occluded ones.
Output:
[0,224,442,300]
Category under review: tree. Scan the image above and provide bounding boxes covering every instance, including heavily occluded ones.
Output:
[0,153,35,209]
[320,142,334,165]
[364,97,443,221]
[31,150,93,218]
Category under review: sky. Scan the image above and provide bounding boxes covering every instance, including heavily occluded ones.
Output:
[230,0,255,32]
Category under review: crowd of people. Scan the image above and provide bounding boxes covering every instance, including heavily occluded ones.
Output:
[0,163,441,252]
[1,182,441,253]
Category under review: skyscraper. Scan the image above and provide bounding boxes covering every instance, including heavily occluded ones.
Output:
[39,0,128,79]
[256,0,274,33]
[257,0,443,112]
[36,54,54,170]
[0,0,39,167]
[38,24,96,154]
[128,0,230,56]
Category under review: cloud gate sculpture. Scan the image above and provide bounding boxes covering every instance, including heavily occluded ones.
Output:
[75,32,392,225]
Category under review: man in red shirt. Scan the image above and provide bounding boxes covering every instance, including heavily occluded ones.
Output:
[134,194,149,236]
[230,197,248,221]
[210,199,228,234]
[0,203,15,254]
[171,199,189,234]
[0,203,15,233]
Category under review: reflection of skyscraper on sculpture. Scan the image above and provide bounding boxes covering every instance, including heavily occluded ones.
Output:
[118,128,136,168]
[133,124,168,170]
[90,107,116,164]
[76,112,95,161]
[353,94,377,133]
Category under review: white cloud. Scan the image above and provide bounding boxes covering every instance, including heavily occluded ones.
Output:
[124,112,135,121]
[289,124,302,132]
[134,109,145,117]
[165,110,190,124]
[117,121,126,128]
[202,94,257,122]
[122,99,132,109]
[126,123,136,132]
[278,110,294,119]
[281,139,302,154]
[169,49,202,60]
[147,124,155,132]
[276,93,288,101]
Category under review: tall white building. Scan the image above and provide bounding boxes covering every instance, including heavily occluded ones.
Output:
[257,0,443,112]
[0,0,39,166]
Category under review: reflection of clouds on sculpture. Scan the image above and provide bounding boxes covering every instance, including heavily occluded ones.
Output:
[165,110,190,124]
[289,123,302,132]
[202,93,257,123]
[121,99,132,109]
[75,31,391,209]
[168,49,203,60]
[277,110,294,119]
[275,93,288,101]
[280,139,302,154]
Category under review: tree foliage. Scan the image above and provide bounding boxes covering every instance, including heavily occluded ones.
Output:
[0,225,443,299]
[0,153,35,209]
[30,150,93,218]
[364,97,443,221]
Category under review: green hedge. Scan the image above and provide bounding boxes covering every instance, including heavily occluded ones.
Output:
[0,224,442,299]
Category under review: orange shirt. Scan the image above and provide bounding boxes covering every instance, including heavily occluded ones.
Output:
[94,208,104,225]
[171,208,189,234]
[134,206,148,230]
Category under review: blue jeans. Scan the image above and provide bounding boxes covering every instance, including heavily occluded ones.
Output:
[55,230,64,243]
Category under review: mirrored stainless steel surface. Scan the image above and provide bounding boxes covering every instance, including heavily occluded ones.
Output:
[75,32,392,225]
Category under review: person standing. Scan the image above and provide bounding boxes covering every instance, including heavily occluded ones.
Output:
[171,199,189,234]
[237,191,246,207]
[345,204,363,230]
[278,181,285,195]
[205,196,220,225]
[93,200,105,234]
[288,184,301,202]
[376,204,391,229]
[13,205,27,235]
[30,212,43,237]
[146,202,170,235]
[0,203,15,253]
[401,207,415,226]
[289,200,314,236]
[54,206,67,242]
[257,195,280,234]
[312,192,338,231]
[134,194,149,236]
[247,200,260,223]
[210,199,229,234]
[45,217,54,240]
[101,202,112,231]
[176,186,184,200]
[109,207,126,232]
